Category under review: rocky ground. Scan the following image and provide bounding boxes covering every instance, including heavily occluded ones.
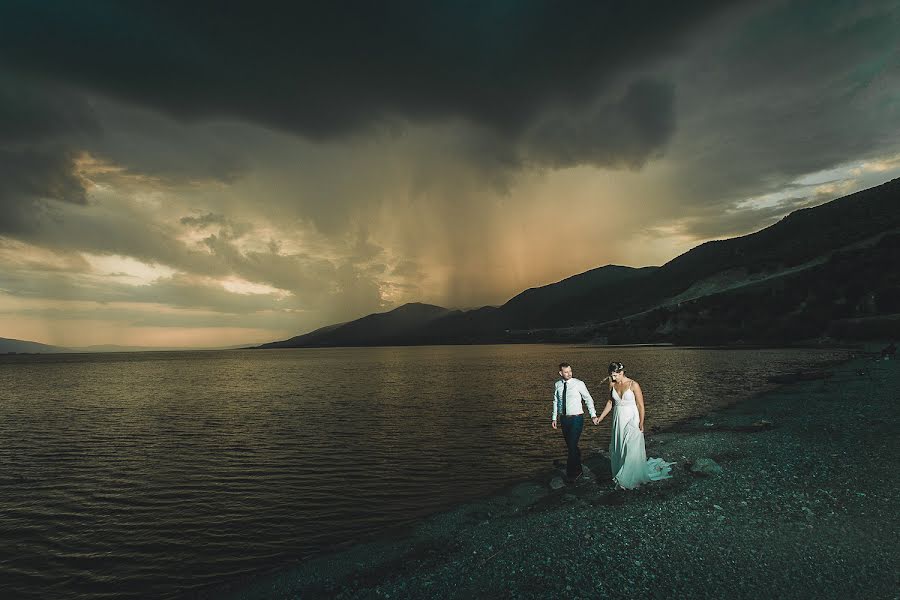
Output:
[215,349,899,599]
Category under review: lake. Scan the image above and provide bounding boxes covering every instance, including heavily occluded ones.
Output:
[0,345,848,599]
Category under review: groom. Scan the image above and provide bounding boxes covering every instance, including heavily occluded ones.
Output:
[552,362,600,482]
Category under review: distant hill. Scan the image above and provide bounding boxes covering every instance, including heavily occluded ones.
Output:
[0,337,71,354]
[258,177,900,348]
[70,342,272,352]
[500,265,657,328]
[519,177,900,328]
[0,340,261,354]
[71,344,226,352]
[593,230,900,344]
[258,303,451,348]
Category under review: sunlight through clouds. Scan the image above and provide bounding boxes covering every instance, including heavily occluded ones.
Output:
[220,277,291,298]
[82,253,177,285]
[0,0,897,347]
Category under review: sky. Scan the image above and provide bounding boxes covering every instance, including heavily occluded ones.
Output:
[1,1,898,348]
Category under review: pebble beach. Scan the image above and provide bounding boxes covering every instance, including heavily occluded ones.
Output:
[217,348,899,600]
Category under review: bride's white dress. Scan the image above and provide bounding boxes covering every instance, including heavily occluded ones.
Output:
[609,386,675,489]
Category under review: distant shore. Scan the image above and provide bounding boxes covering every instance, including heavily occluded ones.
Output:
[248,337,865,351]
[207,343,897,599]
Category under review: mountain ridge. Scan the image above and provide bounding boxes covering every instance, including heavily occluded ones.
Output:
[0,337,71,354]
[258,177,900,348]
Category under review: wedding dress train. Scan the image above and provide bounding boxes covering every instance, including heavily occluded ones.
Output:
[609,386,675,489]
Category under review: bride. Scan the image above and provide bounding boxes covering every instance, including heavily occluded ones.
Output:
[596,362,674,489]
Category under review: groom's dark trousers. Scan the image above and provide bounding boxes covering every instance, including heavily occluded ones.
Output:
[560,414,584,478]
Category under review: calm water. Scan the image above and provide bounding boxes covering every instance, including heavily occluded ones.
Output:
[0,345,847,599]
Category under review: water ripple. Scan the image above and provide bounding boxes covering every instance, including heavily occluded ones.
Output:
[0,345,846,599]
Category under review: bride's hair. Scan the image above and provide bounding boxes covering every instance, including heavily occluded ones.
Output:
[596,362,625,388]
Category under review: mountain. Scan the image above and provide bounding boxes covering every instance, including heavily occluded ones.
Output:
[0,337,71,354]
[517,177,900,329]
[596,230,900,344]
[0,340,263,354]
[258,303,451,348]
[500,265,657,328]
[258,177,900,348]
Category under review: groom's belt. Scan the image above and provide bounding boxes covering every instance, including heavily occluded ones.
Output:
[560,412,584,417]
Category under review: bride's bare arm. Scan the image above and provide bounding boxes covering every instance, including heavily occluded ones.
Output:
[633,380,645,431]
[631,379,644,431]
[597,398,613,421]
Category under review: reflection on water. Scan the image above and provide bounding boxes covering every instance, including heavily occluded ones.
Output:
[0,345,847,599]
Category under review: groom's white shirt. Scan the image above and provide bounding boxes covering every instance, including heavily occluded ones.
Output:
[552,378,596,420]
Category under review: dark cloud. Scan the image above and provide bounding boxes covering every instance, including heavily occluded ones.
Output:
[0,69,248,237]
[0,72,99,232]
[674,195,824,240]
[82,98,251,185]
[0,72,98,143]
[17,202,226,278]
[523,79,675,169]
[649,0,900,217]
[0,147,88,233]
[0,148,87,205]
[180,212,229,228]
[0,1,749,168]
[181,212,254,239]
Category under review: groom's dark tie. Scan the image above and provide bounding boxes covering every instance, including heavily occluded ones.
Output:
[561,381,568,416]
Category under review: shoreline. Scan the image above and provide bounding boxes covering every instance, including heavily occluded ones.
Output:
[248,339,861,351]
[205,345,898,599]
[1,339,862,357]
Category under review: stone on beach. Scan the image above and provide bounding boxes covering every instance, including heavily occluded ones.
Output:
[580,464,595,481]
[690,457,724,475]
[549,476,565,490]
[509,482,549,507]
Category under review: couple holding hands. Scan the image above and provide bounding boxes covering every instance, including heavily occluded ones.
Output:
[552,361,674,489]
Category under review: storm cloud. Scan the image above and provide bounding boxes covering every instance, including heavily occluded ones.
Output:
[0,0,898,347]
[0,73,99,232]
[0,2,741,140]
